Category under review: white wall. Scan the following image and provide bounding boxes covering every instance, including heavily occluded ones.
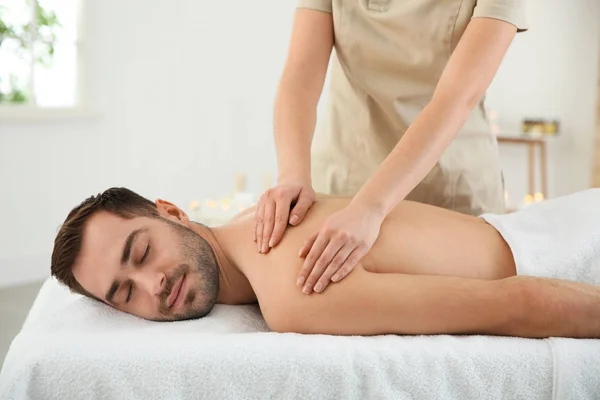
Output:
[486,0,600,204]
[0,0,296,288]
[0,0,599,288]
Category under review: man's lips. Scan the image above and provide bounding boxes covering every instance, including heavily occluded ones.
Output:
[167,274,185,309]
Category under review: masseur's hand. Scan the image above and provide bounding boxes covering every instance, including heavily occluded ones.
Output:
[254,178,316,254]
[297,202,384,294]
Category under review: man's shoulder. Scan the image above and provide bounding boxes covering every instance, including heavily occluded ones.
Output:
[226,193,349,226]
[229,205,258,222]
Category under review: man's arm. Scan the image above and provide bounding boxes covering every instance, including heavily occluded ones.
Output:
[259,267,600,338]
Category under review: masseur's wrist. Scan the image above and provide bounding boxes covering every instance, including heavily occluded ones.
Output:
[277,169,312,186]
[348,194,387,224]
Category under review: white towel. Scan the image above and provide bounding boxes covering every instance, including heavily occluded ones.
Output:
[2,278,598,400]
[549,338,600,399]
[481,189,600,399]
[481,188,600,285]
[0,279,562,400]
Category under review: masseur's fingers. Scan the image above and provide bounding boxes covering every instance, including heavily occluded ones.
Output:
[297,232,334,293]
[289,189,315,227]
[254,198,266,251]
[313,245,355,293]
[331,246,365,283]
[254,182,315,253]
[302,240,342,295]
[298,232,317,259]
[253,202,260,242]
[260,199,277,253]
[267,197,293,251]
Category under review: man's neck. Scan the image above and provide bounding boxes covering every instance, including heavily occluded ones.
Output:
[188,221,256,305]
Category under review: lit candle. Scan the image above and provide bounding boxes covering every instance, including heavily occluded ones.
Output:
[534,192,544,202]
[189,200,201,221]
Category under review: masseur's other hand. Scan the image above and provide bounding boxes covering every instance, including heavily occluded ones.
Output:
[254,179,316,254]
[297,202,384,294]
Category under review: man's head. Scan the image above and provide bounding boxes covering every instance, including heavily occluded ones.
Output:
[51,187,220,321]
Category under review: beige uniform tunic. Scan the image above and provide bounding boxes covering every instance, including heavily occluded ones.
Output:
[298,0,527,215]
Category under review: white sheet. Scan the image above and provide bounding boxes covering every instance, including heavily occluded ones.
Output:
[0,277,598,400]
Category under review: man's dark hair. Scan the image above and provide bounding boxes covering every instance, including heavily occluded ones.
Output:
[51,187,159,298]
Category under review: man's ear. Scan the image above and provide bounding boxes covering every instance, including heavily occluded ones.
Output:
[155,199,190,224]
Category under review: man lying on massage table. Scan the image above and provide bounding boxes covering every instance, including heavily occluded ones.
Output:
[50,187,600,339]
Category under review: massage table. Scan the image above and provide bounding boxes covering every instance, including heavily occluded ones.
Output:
[1,277,599,399]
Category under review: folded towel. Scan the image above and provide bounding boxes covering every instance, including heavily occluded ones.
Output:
[481,188,600,285]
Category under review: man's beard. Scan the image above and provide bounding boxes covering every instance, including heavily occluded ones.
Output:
[154,219,219,321]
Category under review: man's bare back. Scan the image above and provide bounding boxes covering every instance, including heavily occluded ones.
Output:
[225,195,516,284]
[214,195,600,338]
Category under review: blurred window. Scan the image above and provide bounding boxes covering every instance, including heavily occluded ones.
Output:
[0,0,80,108]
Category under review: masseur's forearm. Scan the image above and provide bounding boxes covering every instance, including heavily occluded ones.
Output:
[273,9,333,182]
[273,76,318,182]
[351,98,470,215]
[351,18,517,216]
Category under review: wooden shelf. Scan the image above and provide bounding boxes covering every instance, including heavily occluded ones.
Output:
[496,134,549,199]
[496,134,550,144]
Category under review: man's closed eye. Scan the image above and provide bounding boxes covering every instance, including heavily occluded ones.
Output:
[126,244,150,304]
[126,283,133,303]
[139,244,150,265]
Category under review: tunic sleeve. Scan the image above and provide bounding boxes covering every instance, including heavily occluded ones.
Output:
[297,0,333,13]
[473,0,528,32]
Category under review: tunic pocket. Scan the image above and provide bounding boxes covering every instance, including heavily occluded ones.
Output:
[367,0,391,12]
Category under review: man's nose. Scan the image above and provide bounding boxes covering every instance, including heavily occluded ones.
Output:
[132,270,167,297]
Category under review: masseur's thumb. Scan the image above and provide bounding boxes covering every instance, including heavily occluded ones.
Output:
[289,191,314,226]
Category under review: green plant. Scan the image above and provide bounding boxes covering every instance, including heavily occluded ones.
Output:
[0,8,10,48]
[7,88,28,103]
[7,74,27,103]
[0,17,14,46]
[0,2,61,103]
[32,4,61,66]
